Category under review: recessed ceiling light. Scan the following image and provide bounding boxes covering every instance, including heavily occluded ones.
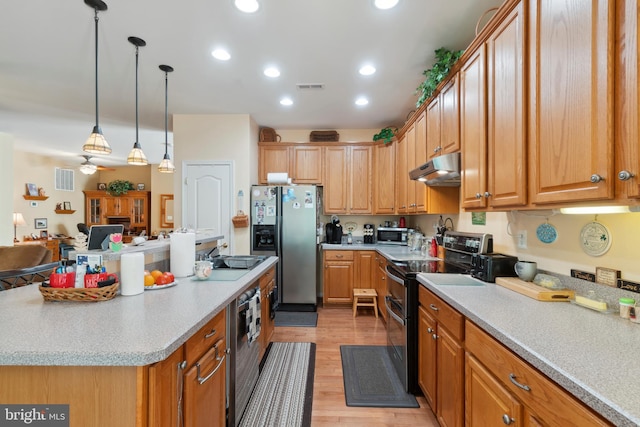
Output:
[211,49,231,61]
[359,65,376,76]
[374,0,399,10]
[264,67,280,78]
[235,0,259,13]
[355,97,369,106]
[280,97,293,106]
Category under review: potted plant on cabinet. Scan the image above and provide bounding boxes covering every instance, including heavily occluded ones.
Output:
[373,127,398,144]
[106,180,134,196]
[415,47,464,108]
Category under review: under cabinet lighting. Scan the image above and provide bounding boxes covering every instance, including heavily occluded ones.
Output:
[558,205,640,214]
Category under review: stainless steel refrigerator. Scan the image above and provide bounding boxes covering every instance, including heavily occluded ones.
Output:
[250,185,321,310]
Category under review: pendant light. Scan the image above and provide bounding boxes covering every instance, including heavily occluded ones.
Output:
[126,36,148,165]
[82,0,112,155]
[158,65,175,173]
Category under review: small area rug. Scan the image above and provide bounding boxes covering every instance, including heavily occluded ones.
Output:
[340,345,419,408]
[274,311,318,327]
[239,342,316,427]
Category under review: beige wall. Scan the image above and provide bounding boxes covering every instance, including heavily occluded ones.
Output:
[150,167,175,233]
[12,150,98,239]
[173,114,257,255]
[1,133,15,246]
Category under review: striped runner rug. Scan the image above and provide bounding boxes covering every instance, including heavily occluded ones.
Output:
[239,342,316,427]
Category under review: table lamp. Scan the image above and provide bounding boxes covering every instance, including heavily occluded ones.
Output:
[13,212,26,243]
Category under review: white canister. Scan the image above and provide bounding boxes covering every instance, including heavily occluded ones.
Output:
[120,252,145,296]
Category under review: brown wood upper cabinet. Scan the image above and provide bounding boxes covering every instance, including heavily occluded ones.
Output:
[373,142,396,214]
[528,0,614,204]
[461,1,526,210]
[323,145,372,214]
[426,75,460,161]
[615,0,640,200]
[258,143,323,184]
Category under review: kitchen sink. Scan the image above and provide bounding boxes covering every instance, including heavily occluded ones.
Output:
[210,255,267,270]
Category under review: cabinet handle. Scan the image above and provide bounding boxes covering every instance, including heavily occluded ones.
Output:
[429,303,439,312]
[427,327,433,333]
[508,373,531,391]
[618,170,635,181]
[197,340,228,385]
[177,360,187,426]
[204,328,217,339]
[335,254,343,258]
[484,191,492,198]
[475,193,482,199]
[432,333,438,340]
[502,414,515,425]
[590,174,604,183]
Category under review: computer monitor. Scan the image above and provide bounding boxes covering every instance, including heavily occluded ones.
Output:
[87,225,124,250]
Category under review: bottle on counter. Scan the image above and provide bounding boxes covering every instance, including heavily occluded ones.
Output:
[347,232,353,245]
[619,298,635,319]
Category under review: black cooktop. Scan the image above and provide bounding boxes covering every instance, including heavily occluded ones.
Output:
[389,259,471,277]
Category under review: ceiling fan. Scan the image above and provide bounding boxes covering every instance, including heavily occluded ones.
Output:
[79,155,115,175]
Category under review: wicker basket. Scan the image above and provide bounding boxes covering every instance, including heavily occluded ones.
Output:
[39,282,119,302]
[232,215,249,228]
[310,130,339,142]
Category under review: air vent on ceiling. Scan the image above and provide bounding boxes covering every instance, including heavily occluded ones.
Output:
[55,168,75,192]
[296,83,325,90]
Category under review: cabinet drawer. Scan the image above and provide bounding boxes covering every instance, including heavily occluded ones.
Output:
[465,320,610,427]
[419,286,464,341]
[324,250,354,261]
[259,266,275,288]
[185,309,226,367]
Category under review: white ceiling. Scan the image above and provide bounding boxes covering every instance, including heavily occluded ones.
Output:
[0,0,504,169]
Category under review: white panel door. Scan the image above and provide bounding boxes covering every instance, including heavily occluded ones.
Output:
[183,161,233,254]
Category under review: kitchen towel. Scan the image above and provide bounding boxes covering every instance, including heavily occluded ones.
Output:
[120,252,145,296]
[247,290,261,345]
[170,232,195,277]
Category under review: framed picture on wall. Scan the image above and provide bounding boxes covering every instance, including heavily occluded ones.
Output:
[26,183,38,196]
[137,183,145,191]
[63,201,72,211]
[34,218,47,229]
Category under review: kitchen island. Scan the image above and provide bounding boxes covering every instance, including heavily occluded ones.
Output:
[0,256,277,426]
[418,273,640,427]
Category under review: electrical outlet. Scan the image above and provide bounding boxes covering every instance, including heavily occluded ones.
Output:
[517,230,527,249]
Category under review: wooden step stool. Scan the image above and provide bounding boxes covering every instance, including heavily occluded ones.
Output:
[352,288,378,318]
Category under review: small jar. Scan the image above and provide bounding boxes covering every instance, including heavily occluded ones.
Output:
[619,297,636,319]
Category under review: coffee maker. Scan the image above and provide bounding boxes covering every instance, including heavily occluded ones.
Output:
[325,217,343,244]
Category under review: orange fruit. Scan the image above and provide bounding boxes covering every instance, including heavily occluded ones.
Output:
[144,274,156,287]
[150,270,163,280]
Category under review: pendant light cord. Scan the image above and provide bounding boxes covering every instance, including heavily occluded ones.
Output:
[164,69,169,155]
[135,44,139,144]
[94,8,100,129]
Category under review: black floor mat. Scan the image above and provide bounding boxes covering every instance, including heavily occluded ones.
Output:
[274,311,318,327]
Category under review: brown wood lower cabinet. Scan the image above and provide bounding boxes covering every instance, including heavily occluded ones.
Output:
[417,286,464,427]
[259,266,276,361]
[323,250,354,305]
[374,253,388,321]
[465,320,611,426]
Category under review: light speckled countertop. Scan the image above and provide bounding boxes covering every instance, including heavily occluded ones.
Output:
[417,273,640,427]
[321,243,439,262]
[0,256,277,367]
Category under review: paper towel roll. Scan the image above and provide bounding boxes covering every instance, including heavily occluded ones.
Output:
[170,232,196,277]
[120,252,145,296]
[267,172,289,184]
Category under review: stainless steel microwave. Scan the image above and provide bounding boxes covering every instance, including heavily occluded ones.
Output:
[376,227,408,245]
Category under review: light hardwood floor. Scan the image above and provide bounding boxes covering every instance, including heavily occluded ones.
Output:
[272,305,439,427]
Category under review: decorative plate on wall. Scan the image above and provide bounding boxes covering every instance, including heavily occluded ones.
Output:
[536,222,558,244]
[579,221,611,257]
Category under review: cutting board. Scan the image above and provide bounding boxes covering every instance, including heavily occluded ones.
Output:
[495,277,575,301]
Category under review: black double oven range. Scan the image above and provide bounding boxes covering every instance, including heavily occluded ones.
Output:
[384,231,493,394]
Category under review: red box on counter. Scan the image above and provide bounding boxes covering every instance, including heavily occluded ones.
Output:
[49,272,76,288]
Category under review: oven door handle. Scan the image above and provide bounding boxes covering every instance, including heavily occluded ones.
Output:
[385,267,405,286]
[385,296,405,325]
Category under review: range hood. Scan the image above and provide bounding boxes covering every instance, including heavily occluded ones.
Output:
[409,152,461,186]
